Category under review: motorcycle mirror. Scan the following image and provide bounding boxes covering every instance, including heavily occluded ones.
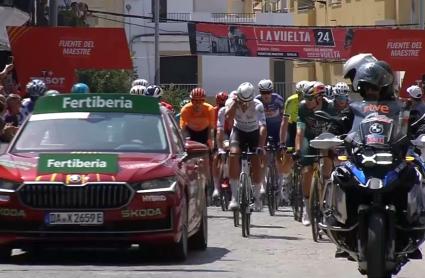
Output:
[411,134,425,147]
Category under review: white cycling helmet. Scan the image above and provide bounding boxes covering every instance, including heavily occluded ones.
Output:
[407,85,423,99]
[237,82,255,102]
[295,80,309,93]
[145,85,163,98]
[334,82,350,97]
[131,78,149,87]
[343,53,377,81]
[258,79,273,92]
[129,85,147,95]
[324,85,334,99]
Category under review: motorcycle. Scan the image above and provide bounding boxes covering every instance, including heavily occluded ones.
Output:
[310,108,425,278]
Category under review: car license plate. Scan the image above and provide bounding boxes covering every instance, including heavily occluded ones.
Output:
[46,212,104,225]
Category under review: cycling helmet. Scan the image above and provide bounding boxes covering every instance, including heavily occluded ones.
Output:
[352,62,393,92]
[407,85,423,99]
[237,82,255,102]
[190,87,206,100]
[131,78,149,87]
[26,79,47,97]
[303,81,326,98]
[295,80,309,93]
[129,85,147,95]
[44,90,60,96]
[334,82,350,97]
[71,83,90,94]
[343,53,377,81]
[145,85,163,98]
[258,79,273,92]
[215,91,228,106]
[179,98,191,108]
[324,85,334,99]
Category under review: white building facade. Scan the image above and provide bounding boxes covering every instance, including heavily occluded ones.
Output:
[124,0,293,97]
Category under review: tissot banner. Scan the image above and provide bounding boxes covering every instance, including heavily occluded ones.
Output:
[7,27,132,92]
[188,22,354,60]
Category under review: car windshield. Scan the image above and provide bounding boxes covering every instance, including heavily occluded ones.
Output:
[12,112,169,153]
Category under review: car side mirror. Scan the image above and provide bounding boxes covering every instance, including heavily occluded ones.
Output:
[184,140,209,160]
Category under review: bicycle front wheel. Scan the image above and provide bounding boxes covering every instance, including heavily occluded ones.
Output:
[240,172,251,237]
[266,165,277,216]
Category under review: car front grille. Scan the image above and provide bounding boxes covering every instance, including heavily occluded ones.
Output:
[18,183,133,209]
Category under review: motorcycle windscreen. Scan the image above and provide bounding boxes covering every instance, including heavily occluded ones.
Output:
[358,114,394,147]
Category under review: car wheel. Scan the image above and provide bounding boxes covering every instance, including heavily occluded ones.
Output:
[189,201,208,250]
[167,200,188,262]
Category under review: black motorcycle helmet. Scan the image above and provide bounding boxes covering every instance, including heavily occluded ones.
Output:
[352,61,394,101]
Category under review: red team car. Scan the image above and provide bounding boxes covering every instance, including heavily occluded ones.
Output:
[0,94,209,261]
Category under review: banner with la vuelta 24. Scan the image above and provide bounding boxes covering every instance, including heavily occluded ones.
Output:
[188,22,355,60]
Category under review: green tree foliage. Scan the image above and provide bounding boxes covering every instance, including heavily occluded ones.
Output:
[76,69,132,93]
[161,84,190,113]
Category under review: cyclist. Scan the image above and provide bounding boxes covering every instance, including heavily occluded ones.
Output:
[129,85,147,95]
[225,82,267,211]
[180,87,215,148]
[212,91,231,199]
[145,85,174,112]
[278,80,309,199]
[406,85,425,115]
[324,85,334,101]
[255,79,284,196]
[131,78,149,87]
[175,98,190,123]
[294,81,336,226]
[71,83,90,94]
[20,79,47,125]
[333,82,350,113]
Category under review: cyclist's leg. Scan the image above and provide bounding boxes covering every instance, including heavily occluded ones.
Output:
[212,128,225,198]
[277,122,297,202]
[248,129,264,211]
[299,138,316,226]
[228,128,241,210]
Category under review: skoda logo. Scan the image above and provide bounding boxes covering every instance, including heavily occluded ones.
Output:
[369,123,384,134]
[68,175,82,184]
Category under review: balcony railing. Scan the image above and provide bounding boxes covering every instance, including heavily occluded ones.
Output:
[211,13,256,23]
[161,83,198,93]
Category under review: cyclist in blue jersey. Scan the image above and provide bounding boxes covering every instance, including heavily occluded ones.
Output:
[255,79,285,198]
[20,79,47,125]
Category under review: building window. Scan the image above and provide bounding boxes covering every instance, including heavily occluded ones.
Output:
[297,0,314,11]
[151,0,167,21]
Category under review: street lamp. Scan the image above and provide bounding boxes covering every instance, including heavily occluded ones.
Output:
[125,4,132,54]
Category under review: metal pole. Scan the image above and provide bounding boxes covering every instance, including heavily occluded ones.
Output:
[154,0,160,85]
[49,0,57,26]
[420,0,425,29]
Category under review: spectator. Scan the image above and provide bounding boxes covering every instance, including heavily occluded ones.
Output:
[4,94,22,127]
[0,101,17,142]
[0,63,14,84]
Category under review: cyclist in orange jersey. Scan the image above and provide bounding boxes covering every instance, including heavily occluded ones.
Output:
[180,87,215,148]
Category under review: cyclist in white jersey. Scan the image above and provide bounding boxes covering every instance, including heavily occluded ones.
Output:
[225,82,267,211]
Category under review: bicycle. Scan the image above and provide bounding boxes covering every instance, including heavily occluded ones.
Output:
[286,148,303,222]
[231,148,256,237]
[217,147,231,212]
[264,137,280,216]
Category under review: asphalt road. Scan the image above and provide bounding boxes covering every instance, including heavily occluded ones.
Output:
[0,206,424,278]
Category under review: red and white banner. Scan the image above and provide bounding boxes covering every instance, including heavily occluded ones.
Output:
[7,26,132,92]
[189,23,354,60]
[350,29,425,97]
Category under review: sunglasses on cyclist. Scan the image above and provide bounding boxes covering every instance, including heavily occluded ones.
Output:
[260,90,272,95]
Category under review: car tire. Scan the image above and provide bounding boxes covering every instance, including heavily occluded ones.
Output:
[189,201,208,250]
[167,199,188,262]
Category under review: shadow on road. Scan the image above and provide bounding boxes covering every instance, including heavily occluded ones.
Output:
[9,246,231,268]
[207,215,234,220]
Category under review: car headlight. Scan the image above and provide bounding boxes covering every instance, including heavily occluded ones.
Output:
[133,177,176,191]
[0,180,21,192]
